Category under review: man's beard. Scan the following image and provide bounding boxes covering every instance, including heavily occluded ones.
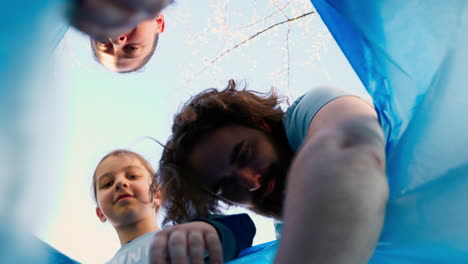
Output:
[249,161,288,219]
[249,127,294,219]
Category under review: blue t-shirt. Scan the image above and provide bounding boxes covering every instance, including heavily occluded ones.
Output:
[284,86,374,152]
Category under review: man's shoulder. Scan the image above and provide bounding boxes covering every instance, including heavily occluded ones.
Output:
[284,86,373,151]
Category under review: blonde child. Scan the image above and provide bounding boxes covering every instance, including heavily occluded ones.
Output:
[93,149,255,264]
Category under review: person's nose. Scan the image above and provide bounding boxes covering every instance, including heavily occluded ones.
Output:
[115,177,129,191]
[234,168,261,192]
[109,34,127,45]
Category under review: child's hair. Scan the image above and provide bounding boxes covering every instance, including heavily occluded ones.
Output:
[92,149,159,207]
[158,80,290,224]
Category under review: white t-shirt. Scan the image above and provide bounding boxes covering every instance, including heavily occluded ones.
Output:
[106,231,157,264]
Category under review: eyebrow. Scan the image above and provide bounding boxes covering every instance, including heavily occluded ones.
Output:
[97,165,143,181]
[229,140,245,164]
[97,50,140,60]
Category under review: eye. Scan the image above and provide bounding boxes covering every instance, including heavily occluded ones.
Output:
[128,174,139,180]
[100,181,113,189]
[231,141,253,167]
[96,41,111,49]
[124,45,140,53]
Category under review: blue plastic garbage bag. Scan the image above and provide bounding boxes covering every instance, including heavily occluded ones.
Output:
[0,0,73,263]
[3,0,468,263]
[227,241,279,264]
[230,0,468,263]
[311,0,468,263]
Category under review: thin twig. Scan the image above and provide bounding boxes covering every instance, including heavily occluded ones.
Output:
[223,0,230,40]
[194,10,315,79]
[271,0,290,20]
[234,1,291,30]
[286,24,292,99]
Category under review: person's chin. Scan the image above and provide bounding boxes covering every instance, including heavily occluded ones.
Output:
[250,164,287,218]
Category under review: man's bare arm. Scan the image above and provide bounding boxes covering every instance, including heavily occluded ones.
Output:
[275,97,388,264]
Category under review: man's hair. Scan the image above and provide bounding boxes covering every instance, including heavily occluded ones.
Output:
[159,80,288,224]
[90,34,159,73]
[92,149,160,211]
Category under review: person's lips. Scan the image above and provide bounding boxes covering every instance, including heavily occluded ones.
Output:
[114,193,133,203]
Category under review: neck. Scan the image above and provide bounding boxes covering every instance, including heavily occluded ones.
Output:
[115,216,160,245]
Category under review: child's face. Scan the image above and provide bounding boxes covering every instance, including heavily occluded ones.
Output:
[94,154,160,227]
[90,14,165,72]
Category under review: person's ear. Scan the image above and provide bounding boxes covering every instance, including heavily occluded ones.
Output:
[153,189,163,208]
[155,14,165,33]
[96,207,107,223]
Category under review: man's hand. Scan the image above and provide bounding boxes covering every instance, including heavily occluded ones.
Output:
[70,0,171,41]
[150,221,223,264]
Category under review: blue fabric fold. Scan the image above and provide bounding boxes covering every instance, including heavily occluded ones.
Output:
[311,0,468,262]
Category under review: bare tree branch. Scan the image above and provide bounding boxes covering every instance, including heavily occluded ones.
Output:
[234,1,292,30]
[193,10,315,80]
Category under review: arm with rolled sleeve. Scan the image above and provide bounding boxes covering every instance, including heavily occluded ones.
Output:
[150,213,256,264]
[191,213,256,261]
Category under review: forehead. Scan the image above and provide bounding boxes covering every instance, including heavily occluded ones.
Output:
[95,154,145,179]
[189,125,258,180]
[192,125,251,156]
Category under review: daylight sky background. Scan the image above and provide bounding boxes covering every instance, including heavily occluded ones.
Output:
[29,0,366,263]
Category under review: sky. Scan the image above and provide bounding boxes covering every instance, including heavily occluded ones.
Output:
[29,0,366,263]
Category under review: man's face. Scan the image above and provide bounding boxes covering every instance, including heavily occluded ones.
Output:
[190,125,289,218]
[90,14,165,72]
